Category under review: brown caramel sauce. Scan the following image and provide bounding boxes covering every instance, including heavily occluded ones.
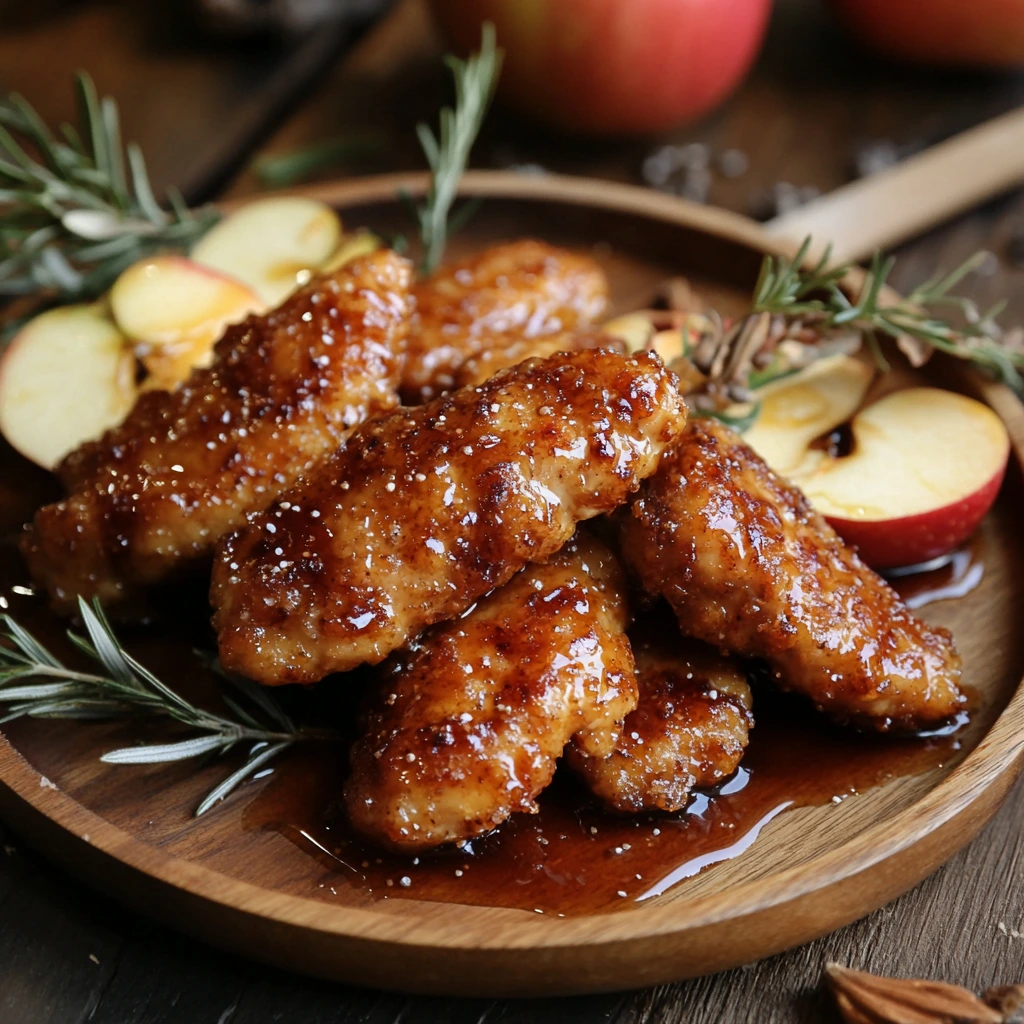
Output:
[0,491,981,918]
[243,638,970,918]
[887,543,984,611]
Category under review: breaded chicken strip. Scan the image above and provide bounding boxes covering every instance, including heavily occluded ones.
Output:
[618,419,965,732]
[345,531,636,851]
[568,626,752,813]
[212,348,685,685]
[24,252,413,613]
[402,240,608,402]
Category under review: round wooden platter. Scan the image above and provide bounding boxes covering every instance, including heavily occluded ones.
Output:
[2,171,1024,997]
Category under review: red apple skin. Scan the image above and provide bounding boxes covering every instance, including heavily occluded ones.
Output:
[824,461,1007,571]
[833,0,1024,68]
[428,0,772,135]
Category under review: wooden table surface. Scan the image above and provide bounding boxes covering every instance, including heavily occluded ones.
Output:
[3,1,1024,1020]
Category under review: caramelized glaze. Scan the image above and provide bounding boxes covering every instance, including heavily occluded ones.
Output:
[23,252,413,614]
[618,420,966,732]
[404,240,609,403]
[211,349,686,685]
[244,691,966,916]
[344,531,636,851]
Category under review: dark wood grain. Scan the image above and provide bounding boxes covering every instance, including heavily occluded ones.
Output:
[4,0,1024,1019]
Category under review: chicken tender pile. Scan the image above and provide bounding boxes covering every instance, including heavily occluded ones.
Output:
[20,238,970,856]
[345,530,636,850]
[25,251,413,613]
[211,347,685,684]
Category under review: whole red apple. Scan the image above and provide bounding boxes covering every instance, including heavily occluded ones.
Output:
[427,0,772,136]
[833,0,1024,68]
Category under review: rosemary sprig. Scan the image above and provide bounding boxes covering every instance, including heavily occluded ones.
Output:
[0,73,218,320]
[408,23,502,276]
[0,598,332,816]
[752,238,1024,394]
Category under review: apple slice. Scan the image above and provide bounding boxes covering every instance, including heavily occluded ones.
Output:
[321,230,382,273]
[742,355,874,475]
[109,256,263,391]
[191,196,342,307]
[796,387,1009,569]
[0,304,137,470]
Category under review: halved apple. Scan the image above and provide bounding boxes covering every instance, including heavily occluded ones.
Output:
[109,256,263,391]
[191,196,342,307]
[742,355,874,475]
[0,304,137,470]
[795,387,1009,569]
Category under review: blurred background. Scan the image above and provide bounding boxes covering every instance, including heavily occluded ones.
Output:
[3,0,1024,236]
[5,0,1024,298]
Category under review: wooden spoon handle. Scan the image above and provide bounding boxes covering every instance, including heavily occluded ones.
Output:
[764,105,1024,263]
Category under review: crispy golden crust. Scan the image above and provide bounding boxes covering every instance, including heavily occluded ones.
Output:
[24,251,413,613]
[402,240,609,403]
[344,531,636,851]
[212,348,685,685]
[567,628,752,814]
[618,419,965,732]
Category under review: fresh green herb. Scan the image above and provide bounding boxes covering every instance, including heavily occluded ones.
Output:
[407,23,502,276]
[0,73,218,324]
[752,238,1023,394]
[0,598,336,816]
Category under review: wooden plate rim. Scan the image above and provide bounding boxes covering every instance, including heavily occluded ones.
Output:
[1,171,1023,955]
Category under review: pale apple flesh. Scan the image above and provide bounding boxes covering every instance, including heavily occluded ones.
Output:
[793,387,1010,569]
[109,256,264,392]
[321,230,382,273]
[110,256,263,344]
[190,196,342,307]
[0,304,137,470]
[742,355,874,475]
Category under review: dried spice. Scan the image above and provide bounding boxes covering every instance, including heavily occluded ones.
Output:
[825,963,1022,1024]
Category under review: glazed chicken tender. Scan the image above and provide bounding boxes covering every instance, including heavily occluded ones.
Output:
[345,531,636,851]
[24,251,413,613]
[212,348,685,685]
[403,240,609,402]
[568,629,753,814]
[618,419,965,732]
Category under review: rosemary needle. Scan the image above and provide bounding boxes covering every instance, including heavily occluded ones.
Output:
[0,598,336,816]
[0,72,218,332]
[409,23,503,276]
[751,238,1024,395]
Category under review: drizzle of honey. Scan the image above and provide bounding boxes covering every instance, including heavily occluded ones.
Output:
[237,545,983,917]
[243,693,967,916]
[887,544,984,610]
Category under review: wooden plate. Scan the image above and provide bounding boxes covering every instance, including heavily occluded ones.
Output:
[1,172,1023,997]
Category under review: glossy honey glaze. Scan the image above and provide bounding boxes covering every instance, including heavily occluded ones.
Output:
[243,661,969,917]
[0,441,982,917]
[888,542,985,610]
